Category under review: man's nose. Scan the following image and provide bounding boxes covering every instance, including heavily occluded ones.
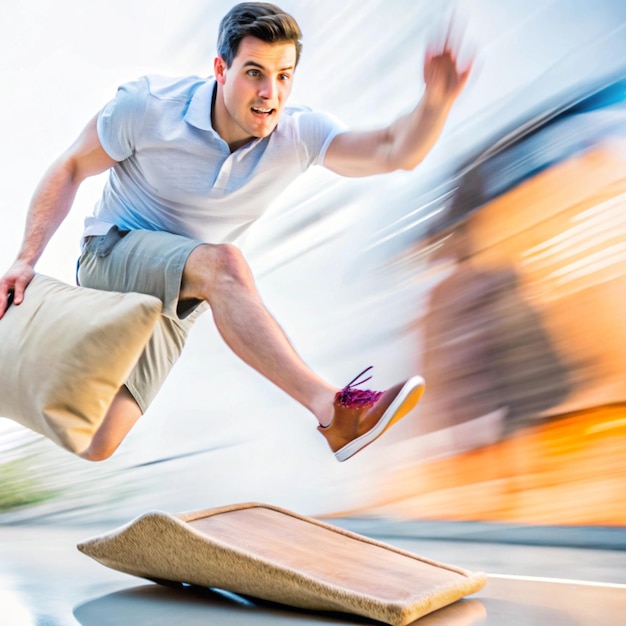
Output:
[258,77,278,100]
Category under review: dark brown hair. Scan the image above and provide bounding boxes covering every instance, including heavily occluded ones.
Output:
[217,2,303,67]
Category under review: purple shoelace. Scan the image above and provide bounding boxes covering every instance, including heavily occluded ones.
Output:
[335,366,383,408]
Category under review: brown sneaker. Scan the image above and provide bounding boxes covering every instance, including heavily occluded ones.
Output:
[318,367,425,461]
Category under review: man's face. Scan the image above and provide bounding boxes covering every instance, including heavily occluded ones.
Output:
[214,36,297,150]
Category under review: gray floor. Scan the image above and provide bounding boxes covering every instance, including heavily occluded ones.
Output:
[1,523,625,626]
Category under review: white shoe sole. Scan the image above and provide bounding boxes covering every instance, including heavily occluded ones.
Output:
[335,375,425,462]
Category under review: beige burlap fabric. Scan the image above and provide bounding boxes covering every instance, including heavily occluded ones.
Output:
[0,274,162,454]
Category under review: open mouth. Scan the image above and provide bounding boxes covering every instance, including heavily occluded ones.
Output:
[251,106,274,117]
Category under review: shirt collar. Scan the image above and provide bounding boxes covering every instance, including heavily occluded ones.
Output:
[184,76,268,152]
[184,77,218,133]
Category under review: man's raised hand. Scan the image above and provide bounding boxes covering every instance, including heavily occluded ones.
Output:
[422,16,473,109]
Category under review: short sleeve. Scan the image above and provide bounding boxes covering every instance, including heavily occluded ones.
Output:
[293,109,347,167]
[97,77,150,162]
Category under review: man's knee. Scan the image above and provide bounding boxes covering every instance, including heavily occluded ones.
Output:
[79,386,142,462]
[210,243,251,281]
[79,443,116,462]
[185,243,254,299]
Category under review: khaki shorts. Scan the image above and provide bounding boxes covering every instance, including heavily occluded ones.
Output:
[78,227,207,412]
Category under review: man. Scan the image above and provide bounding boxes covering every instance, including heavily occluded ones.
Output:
[0,3,471,462]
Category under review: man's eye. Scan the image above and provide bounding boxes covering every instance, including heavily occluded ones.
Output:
[247,69,260,77]
[279,74,291,81]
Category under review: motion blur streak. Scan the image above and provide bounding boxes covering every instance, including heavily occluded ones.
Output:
[353,70,626,527]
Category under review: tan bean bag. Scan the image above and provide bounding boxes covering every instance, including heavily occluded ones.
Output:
[78,502,487,625]
[0,274,161,454]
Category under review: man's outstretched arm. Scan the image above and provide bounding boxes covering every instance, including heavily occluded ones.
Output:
[323,28,472,178]
[0,115,117,318]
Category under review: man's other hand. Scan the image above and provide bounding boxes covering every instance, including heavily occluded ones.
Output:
[0,260,35,319]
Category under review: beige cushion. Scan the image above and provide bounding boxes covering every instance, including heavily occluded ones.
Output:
[78,502,487,625]
[0,274,162,454]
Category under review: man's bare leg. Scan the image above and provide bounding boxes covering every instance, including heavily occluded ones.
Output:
[78,243,422,463]
[180,244,338,426]
[81,241,406,462]
[79,386,142,461]
[79,243,337,462]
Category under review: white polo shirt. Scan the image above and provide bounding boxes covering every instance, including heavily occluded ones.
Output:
[84,75,345,243]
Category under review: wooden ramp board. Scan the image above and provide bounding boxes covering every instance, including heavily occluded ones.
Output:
[77,503,486,625]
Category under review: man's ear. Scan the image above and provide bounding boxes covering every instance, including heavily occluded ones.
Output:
[214,56,227,85]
